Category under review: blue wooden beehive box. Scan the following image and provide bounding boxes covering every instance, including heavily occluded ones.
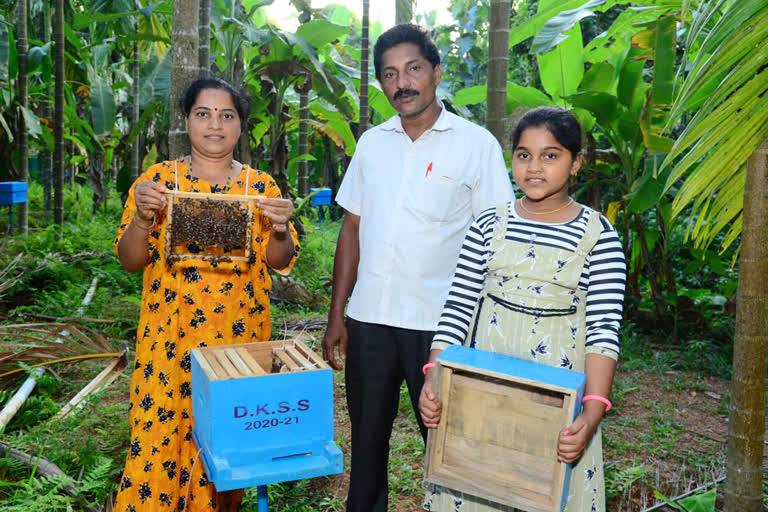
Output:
[425,345,586,512]
[191,337,343,491]
[0,182,28,206]
[309,187,331,206]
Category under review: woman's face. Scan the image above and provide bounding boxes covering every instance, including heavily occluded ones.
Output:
[512,126,581,204]
[185,88,241,158]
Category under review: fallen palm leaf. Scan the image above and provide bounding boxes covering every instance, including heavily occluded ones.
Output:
[0,323,119,383]
[0,252,24,299]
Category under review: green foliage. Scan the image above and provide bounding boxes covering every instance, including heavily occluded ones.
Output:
[289,218,339,299]
[605,462,649,500]
[654,487,716,512]
[243,479,344,511]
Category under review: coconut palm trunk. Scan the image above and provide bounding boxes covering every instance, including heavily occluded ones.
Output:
[53,0,65,228]
[487,0,510,147]
[395,0,412,24]
[16,0,29,235]
[41,1,52,218]
[297,0,311,197]
[169,0,200,159]
[358,0,369,138]
[130,40,140,182]
[199,0,210,75]
[724,138,768,511]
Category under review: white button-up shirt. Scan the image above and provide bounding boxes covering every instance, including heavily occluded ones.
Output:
[336,107,514,331]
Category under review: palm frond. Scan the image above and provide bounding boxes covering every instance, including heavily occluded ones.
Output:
[0,323,120,382]
[662,1,768,252]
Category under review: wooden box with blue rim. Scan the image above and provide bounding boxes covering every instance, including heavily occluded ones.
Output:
[190,335,343,491]
[424,345,586,512]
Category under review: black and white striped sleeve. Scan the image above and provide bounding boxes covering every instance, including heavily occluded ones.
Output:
[431,208,496,350]
[583,216,626,359]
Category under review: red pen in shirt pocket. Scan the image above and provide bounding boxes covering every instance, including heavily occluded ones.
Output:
[425,162,433,178]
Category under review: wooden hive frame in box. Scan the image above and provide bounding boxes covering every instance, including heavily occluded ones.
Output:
[425,345,586,512]
[163,190,264,263]
[194,337,331,380]
[190,335,341,492]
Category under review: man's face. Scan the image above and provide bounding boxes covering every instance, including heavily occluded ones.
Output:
[379,42,442,120]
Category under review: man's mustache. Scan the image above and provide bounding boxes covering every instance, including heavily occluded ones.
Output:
[394,89,419,100]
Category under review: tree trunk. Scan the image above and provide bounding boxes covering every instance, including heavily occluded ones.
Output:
[169,0,200,159]
[199,0,210,75]
[42,1,52,219]
[358,0,369,138]
[233,0,251,166]
[297,1,312,196]
[53,0,65,228]
[395,0,412,24]
[87,149,106,214]
[16,0,29,235]
[297,91,310,196]
[130,40,140,182]
[487,0,509,148]
[724,138,768,512]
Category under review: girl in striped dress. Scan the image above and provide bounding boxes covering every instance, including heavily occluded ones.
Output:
[419,107,626,512]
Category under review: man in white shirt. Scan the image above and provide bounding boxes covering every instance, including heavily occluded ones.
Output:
[322,24,514,512]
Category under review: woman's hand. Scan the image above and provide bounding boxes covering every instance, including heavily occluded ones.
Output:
[419,371,442,429]
[557,406,602,463]
[133,181,167,222]
[258,198,293,233]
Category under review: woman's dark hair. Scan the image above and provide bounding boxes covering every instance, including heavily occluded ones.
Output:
[373,24,440,81]
[181,77,251,132]
[512,107,583,159]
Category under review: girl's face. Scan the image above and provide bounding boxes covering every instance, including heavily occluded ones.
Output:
[185,88,241,158]
[512,126,581,204]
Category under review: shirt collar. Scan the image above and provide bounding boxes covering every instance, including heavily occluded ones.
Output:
[380,100,453,134]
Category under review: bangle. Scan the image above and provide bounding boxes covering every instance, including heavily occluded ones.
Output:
[422,362,435,375]
[582,395,612,411]
[133,212,156,230]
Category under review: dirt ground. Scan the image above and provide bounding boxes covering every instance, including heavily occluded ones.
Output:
[313,363,766,512]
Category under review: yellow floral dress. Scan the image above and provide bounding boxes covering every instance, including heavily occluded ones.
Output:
[113,160,299,511]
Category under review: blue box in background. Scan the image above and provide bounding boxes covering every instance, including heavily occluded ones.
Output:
[0,182,28,206]
[309,187,332,228]
[309,187,331,206]
[191,338,343,491]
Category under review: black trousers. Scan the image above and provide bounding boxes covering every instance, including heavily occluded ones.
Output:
[344,317,432,512]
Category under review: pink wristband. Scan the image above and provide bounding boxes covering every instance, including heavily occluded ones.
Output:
[582,395,612,411]
[422,362,436,375]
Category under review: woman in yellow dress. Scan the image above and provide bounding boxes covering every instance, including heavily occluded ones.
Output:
[113,77,299,511]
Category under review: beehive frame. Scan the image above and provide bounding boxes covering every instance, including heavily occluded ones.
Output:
[194,338,331,381]
[163,190,261,263]
[425,345,585,512]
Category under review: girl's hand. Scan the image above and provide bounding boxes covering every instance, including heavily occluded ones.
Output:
[258,198,294,233]
[133,181,167,221]
[419,373,442,429]
[557,408,601,463]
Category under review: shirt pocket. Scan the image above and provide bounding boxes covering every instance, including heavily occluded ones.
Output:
[409,173,467,223]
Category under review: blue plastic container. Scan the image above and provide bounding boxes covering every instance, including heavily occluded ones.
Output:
[191,341,343,491]
[0,182,28,206]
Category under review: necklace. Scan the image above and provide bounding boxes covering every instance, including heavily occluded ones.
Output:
[187,156,236,183]
[519,196,574,215]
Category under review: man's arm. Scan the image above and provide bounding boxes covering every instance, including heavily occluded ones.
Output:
[321,211,360,370]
